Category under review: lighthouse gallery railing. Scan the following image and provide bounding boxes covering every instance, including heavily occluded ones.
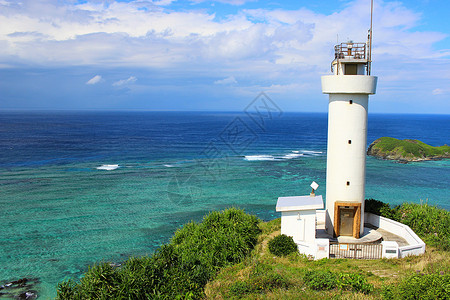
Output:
[334,42,367,60]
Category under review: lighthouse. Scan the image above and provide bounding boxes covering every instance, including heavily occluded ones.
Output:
[321,39,377,238]
[275,2,425,260]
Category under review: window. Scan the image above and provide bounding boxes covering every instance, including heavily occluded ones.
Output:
[344,64,357,75]
[347,181,350,186]
[348,140,352,144]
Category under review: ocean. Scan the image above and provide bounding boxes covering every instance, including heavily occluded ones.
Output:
[0,111,449,298]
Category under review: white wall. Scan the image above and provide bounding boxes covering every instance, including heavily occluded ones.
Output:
[288,212,425,260]
[382,241,399,259]
[325,94,369,235]
[316,209,326,224]
[322,74,377,237]
[281,210,317,244]
[297,242,316,258]
[321,75,377,94]
[315,238,330,260]
[365,212,426,257]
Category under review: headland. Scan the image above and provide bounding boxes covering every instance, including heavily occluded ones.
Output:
[367,137,450,162]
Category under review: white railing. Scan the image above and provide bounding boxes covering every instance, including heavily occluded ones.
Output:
[300,211,425,259]
[364,212,425,258]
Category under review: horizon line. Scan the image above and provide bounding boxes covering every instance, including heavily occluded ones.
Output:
[0,109,449,116]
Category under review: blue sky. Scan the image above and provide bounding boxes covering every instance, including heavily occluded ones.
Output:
[0,0,449,113]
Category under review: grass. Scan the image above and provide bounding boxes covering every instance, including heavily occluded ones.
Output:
[205,214,450,299]
[368,137,450,161]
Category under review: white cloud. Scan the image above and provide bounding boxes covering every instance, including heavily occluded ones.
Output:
[0,0,449,113]
[1,0,446,70]
[86,75,102,85]
[432,88,444,95]
[113,76,137,86]
[153,0,177,5]
[214,76,237,85]
[189,0,256,5]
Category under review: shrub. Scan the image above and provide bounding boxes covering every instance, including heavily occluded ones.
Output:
[268,234,298,257]
[56,280,77,299]
[304,270,338,291]
[56,263,122,299]
[382,271,450,300]
[57,208,261,299]
[395,203,450,251]
[338,272,373,294]
[120,245,197,299]
[229,281,253,296]
[229,263,290,297]
[365,198,398,219]
[304,270,373,294]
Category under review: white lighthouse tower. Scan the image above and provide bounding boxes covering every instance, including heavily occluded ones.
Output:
[321,36,377,238]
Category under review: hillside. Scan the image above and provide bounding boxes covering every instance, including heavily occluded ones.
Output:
[51,204,449,299]
[367,137,450,162]
[206,203,450,299]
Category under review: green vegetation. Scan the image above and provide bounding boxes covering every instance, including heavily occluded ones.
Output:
[228,263,290,297]
[57,202,450,299]
[365,198,397,219]
[206,202,449,299]
[303,269,373,294]
[382,271,450,300]
[56,208,261,299]
[365,199,450,251]
[268,234,298,257]
[367,137,450,162]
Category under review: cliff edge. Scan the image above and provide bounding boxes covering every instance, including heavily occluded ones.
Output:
[367,137,450,162]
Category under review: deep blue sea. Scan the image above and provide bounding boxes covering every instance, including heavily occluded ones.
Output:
[0,111,449,298]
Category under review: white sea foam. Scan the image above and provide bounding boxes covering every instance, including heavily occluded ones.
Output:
[244,150,323,161]
[244,155,275,161]
[301,150,323,156]
[282,153,304,159]
[96,164,119,171]
[164,164,174,168]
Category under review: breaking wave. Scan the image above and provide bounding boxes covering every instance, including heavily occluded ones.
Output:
[282,153,304,159]
[96,164,119,171]
[244,150,323,161]
[244,155,275,161]
[301,150,323,156]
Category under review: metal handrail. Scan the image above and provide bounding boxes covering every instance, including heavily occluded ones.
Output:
[334,42,366,60]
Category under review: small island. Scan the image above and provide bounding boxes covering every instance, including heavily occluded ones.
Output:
[367,137,450,162]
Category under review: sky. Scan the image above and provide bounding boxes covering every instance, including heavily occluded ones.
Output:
[0,0,449,113]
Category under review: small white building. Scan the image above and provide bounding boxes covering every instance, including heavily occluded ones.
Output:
[276,195,325,257]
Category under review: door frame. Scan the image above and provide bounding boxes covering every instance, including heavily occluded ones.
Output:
[334,202,361,238]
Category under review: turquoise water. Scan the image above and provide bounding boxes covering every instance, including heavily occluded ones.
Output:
[0,112,448,298]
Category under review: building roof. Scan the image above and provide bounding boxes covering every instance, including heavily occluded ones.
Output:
[276,195,324,212]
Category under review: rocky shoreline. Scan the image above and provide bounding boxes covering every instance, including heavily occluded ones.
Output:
[0,278,38,299]
[367,137,450,163]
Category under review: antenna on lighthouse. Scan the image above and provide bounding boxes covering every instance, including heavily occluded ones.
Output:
[368,0,374,75]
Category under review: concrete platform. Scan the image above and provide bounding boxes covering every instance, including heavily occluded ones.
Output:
[316,227,383,244]
[366,224,409,247]
[337,227,382,244]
